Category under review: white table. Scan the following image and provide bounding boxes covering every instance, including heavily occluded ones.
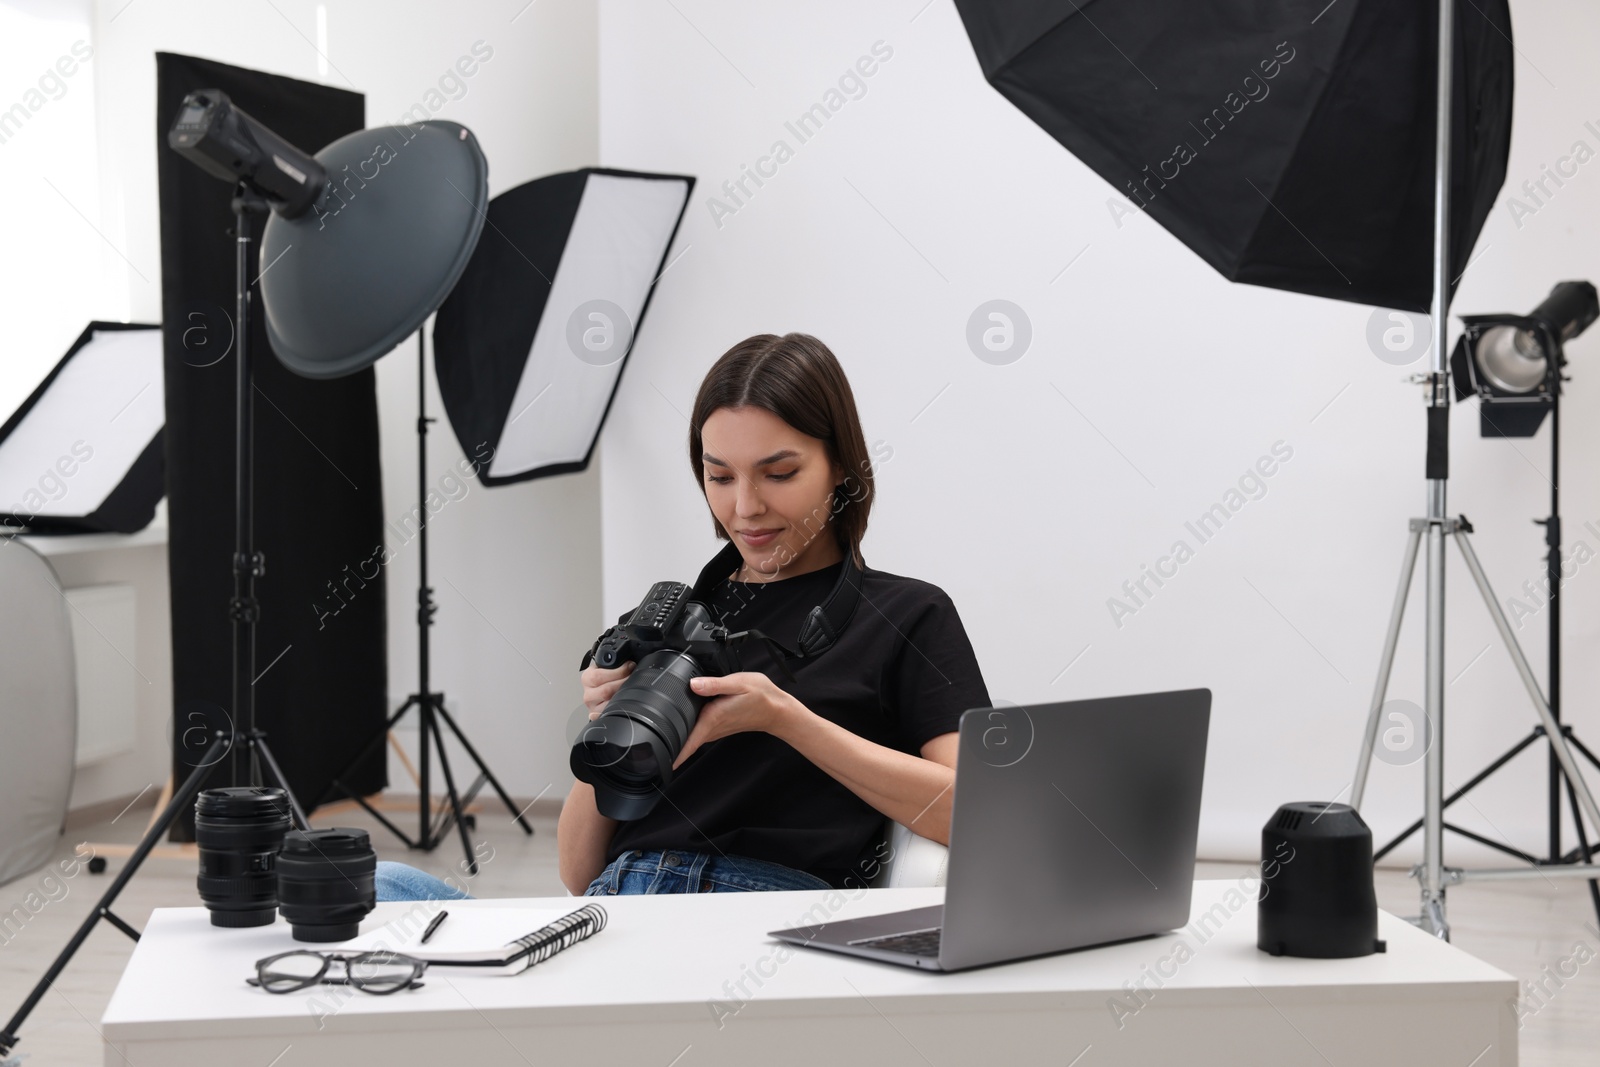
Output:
[101,880,1518,1065]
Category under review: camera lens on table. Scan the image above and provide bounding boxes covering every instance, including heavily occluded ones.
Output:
[194,786,293,928]
[276,828,377,943]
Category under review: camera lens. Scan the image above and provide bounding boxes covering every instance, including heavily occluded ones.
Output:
[571,649,707,820]
[194,786,292,928]
[277,828,377,942]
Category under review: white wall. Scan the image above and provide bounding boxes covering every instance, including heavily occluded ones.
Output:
[62,0,602,805]
[597,0,1600,864]
[0,0,105,422]
[38,539,174,813]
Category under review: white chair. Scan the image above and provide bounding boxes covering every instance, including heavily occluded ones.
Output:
[867,818,948,889]
[0,539,77,887]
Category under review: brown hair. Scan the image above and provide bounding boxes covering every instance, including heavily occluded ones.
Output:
[689,333,874,569]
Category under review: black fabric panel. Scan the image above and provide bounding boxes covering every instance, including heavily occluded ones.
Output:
[953,0,1513,312]
[0,321,164,534]
[157,53,386,839]
[432,170,586,474]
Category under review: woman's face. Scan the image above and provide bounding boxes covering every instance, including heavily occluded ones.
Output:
[700,405,845,580]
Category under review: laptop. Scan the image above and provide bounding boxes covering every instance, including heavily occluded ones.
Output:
[769,689,1211,972]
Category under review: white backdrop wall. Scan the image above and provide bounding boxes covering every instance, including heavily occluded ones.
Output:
[597,0,1600,865]
[0,0,104,430]
[56,0,603,805]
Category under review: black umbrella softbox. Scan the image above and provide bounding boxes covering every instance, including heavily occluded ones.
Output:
[954,0,1513,311]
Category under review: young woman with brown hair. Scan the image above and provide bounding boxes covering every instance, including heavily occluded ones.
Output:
[375,332,990,902]
[558,332,990,896]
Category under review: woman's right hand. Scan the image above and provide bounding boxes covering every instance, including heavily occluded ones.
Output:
[580,661,635,719]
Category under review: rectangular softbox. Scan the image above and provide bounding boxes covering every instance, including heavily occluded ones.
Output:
[432,169,693,485]
[0,322,164,534]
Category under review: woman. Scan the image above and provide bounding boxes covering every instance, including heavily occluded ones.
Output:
[375,333,989,902]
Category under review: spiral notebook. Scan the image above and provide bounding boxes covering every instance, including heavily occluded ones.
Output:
[342,903,608,976]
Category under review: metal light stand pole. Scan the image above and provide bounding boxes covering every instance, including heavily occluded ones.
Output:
[229,188,309,825]
[317,331,533,874]
[1535,391,1600,915]
[1418,0,1455,941]
[1351,2,1600,936]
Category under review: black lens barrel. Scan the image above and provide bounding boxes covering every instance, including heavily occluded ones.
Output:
[277,828,377,943]
[195,786,293,928]
[572,649,708,820]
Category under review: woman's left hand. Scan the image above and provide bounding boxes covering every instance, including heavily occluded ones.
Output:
[673,672,803,769]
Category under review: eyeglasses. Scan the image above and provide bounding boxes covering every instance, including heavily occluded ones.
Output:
[248,950,428,995]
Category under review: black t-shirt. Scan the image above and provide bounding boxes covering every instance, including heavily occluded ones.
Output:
[603,556,991,889]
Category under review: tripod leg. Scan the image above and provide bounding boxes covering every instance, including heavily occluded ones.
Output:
[1420,512,1448,940]
[1561,772,1600,930]
[1353,522,1424,810]
[1,734,225,1058]
[426,696,480,874]
[315,697,418,809]
[1373,728,1544,862]
[249,736,310,831]
[1454,529,1600,840]
[434,703,535,835]
[1568,733,1600,775]
[312,698,424,849]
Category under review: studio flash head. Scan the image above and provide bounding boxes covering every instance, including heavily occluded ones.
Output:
[1452,280,1598,437]
[167,89,326,217]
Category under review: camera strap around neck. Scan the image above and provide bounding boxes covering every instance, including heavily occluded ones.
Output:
[689,540,865,670]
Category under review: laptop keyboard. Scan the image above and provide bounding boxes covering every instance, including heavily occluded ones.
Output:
[848,926,942,957]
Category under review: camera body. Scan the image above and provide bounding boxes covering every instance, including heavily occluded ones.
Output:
[574,581,745,820]
[588,581,738,673]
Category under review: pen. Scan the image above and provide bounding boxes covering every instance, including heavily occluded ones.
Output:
[421,910,449,944]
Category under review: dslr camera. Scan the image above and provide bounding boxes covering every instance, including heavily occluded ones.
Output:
[574,581,787,820]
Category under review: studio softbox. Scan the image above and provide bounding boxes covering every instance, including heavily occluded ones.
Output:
[953,0,1513,311]
[0,323,163,534]
[432,168,693,484]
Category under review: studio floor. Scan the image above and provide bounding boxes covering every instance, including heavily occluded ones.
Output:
[3,797,1597,1066]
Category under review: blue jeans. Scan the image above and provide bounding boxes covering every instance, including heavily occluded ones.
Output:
[374,860,475,902]
[373,851,830,901]
[583,849,832,895]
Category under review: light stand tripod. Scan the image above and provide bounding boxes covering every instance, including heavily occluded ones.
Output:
[1347,0,1600,940]
[1357,383,1600,928]
[317,332,533,874]
[1,187,309,1060]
